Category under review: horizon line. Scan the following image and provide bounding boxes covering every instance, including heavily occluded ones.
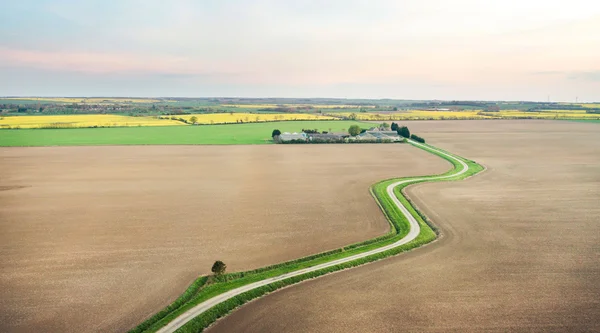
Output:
[1,96,596,104]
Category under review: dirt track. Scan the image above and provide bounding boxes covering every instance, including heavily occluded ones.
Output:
[0,144,448,333]
[208,120,600,332]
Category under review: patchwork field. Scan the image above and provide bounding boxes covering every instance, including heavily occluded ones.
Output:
[0,144,449,333]
[0,113,337,129]
[0,114,183,129]
[222,104,372,109]
[0,120,366,146]
[1,97,164,104]
[208,120,600,332]
[330,110,600,120]
[159,112,335,124]
[332,110,487,120]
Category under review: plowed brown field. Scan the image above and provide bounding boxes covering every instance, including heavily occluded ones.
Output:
[0,144,448,333]
[209,120,600,333]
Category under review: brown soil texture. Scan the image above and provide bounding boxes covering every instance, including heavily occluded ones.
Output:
[0,144,448,333]
[209,120,600,333]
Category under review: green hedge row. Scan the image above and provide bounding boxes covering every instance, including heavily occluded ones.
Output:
[130,181,405,332]
[130,142,483,333]
[176,176,440,332]
[410,134,425,143]
[130,276,208,333]
[133,177,413,332]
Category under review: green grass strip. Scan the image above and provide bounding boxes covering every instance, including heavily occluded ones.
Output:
[130,142,484,333]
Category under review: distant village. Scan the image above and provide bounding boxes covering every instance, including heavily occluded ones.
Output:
[272,123,425,144]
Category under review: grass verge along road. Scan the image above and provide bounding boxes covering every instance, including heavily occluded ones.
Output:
[131,141,484,333]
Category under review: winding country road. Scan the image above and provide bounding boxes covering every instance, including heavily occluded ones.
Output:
[157,141,470,333]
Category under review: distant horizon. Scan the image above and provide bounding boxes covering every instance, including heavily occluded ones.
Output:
[0,95,597,104]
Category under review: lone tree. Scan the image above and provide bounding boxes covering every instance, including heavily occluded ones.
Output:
[390,122,399,131]
[189,116,198,124]
[397,126,410,138]
[348,124,361,136]
[271,129,281,138]
[211,260,227,276]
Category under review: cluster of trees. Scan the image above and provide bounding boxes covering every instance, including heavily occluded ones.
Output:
[379,122,391,130]
[410,134,426,143]
[348,125,361,136]
[258,107,301,112]
[165,116,197,124]
[408,101,492,109]
[390,123,410,138]
[397,126,410,138]
[0,104,36,113]
[391,123,425,142]
[1,101,269,116]
[527,104,600,112]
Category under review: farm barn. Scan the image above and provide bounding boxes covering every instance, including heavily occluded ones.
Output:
[354,131,403,142]
[307,133,347,142]
[279,132,307,142]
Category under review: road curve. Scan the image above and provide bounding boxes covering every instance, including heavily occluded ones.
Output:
[157,141,470,333]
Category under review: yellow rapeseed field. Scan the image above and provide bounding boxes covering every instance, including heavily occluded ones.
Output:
[223,104,373,109]
[494,110,600,119]
[330,110,491,120]
[0,115,183,129]
[162,113,336,124]
[329,109,600,120]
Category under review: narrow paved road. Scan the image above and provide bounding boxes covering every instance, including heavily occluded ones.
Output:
[157,141,469,333]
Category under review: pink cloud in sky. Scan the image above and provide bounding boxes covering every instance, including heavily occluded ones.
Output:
[1,0,599,99]
[0,48,213,75]
[1,10,599,90]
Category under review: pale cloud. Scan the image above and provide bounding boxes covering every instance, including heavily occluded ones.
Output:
[0,0,599,100]
[0,48,235,76]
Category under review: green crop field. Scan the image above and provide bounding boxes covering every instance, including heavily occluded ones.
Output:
[0,120,369,146]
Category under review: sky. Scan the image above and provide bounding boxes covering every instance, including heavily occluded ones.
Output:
[1,0,599,101]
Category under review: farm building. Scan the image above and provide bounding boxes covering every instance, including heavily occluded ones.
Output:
[377,131,403,139]
[279,132,307,142]
[353,131,404,142]
[307,133,347,142]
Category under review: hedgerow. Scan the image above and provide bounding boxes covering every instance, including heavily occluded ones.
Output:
[129,277,208,333]
[410,134,425,143]
[130,142,483,333]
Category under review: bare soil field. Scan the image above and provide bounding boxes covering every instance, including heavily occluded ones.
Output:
[0,144,448,333]
[209,120,600,333]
